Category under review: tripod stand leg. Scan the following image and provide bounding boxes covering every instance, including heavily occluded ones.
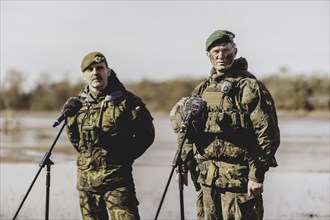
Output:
[13,166,43,220]
[178,165,185,220]
[12,122,65,220]
[154,132,187,220]
[154,166,176,220]
[45,159,54,220]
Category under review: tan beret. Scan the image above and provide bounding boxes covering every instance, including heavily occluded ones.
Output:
[81,52,107,72]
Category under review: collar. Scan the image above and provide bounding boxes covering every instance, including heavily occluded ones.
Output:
[209,57,248,81]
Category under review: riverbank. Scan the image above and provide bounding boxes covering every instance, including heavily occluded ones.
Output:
[277,109,329,119]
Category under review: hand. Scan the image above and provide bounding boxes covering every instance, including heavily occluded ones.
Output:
[176,172,188,186]
[247,180,263,197]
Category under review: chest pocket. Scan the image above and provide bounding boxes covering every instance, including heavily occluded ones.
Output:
[76,94,133,148]
[202,82,249,134]
[76,105,102,148]
[101,99,132,136]
[202,84,234,134]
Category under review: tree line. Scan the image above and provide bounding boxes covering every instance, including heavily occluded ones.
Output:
[1,69,329,114]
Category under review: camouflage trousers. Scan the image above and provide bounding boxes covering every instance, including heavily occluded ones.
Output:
[196,189,204,220]
[78,187,140,220]
[200,185,264,220]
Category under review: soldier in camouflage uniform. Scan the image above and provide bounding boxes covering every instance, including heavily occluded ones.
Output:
[65,52,155,220]
[171,30,280,219]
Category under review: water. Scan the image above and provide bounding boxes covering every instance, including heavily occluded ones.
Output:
[0,114,329,219]
[280,118,329,144]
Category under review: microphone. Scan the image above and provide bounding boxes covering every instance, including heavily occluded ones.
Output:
[52,97,82,127]
[179,109,193,133]
[179,96,207,133]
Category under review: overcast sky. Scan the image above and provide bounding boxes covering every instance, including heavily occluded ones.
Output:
[1,1,329,90]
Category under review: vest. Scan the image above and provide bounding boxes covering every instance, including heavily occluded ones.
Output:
[193,73,250,162]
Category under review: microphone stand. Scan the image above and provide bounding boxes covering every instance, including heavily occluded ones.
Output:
[154,127,187,220]
[13,121,67,220]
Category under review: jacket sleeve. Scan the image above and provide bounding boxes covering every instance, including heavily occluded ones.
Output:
[128,92,155,159]
[66,115,80,152]
[169,97,196,168]
[241,79,280,183]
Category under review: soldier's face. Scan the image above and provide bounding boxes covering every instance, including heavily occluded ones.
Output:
[207,43,237,73]
[83,62,109,92]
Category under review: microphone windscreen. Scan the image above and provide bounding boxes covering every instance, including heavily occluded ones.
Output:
[65,97,82,116]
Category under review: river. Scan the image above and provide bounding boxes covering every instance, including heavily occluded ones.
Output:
[0,113,329,219]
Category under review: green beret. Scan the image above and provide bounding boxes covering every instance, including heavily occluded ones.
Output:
[205,30,235,51]
[81,52,107,72]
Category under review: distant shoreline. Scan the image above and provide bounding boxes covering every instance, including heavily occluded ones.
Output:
[1,109,329,119]
[276,109,329,119]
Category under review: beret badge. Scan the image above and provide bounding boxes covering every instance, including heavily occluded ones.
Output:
[94,55,105,63]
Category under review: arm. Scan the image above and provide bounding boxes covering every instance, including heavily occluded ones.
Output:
[176,133,201,192]
[241,79,280,185]
[66,116,80,152]
[129,92,155,159]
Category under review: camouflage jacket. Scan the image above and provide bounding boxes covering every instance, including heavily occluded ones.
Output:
[189,57,280,189]
[66,75,154,191]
